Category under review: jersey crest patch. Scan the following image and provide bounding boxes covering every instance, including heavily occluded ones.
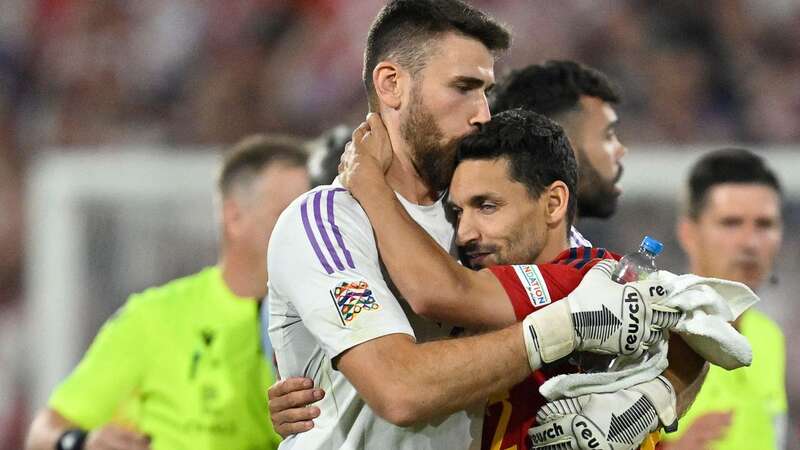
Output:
[512,265,551,307]
[330,281,380,325]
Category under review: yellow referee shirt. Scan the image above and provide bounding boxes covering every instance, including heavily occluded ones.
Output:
[49,266,282,450]
[662,309,787,449]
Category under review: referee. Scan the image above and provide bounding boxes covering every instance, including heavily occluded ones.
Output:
[25,135,309,450]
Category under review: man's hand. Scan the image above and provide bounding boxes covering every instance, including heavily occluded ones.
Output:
[267,377,325,438]
[529,376,677,450]
[521,260,681,369]
[84,425,151,450]
[339,113,393,196]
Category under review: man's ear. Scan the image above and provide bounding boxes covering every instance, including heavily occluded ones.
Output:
[373,62,403,110]
[676,216,697,257]
[222,197,243,241]
[544,181,569,225]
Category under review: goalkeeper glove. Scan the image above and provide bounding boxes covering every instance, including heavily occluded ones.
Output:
[529,375,678,450]
[521,260,681,370]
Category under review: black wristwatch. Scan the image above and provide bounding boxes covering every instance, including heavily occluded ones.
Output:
[56,429,87,450]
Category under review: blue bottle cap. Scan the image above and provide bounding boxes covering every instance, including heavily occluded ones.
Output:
[641,236,663,256]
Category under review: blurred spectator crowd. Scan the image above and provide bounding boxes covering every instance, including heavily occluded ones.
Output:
[0,0,799,448]
[0,1,799,159]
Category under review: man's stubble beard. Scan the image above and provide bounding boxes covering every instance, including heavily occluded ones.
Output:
[576,147,621,219]
[458,226,544,270]
[400,91,460,194]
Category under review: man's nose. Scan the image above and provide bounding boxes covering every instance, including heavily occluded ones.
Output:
[616,141,628,161]
[741,225,763,251]
[470,94,491,127]
[456,215,479,247]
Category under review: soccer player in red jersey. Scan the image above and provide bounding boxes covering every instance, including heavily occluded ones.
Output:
[270,109,701,449]
[341,109,684,450]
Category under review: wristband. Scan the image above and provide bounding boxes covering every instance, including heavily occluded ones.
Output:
[56,429,87,450]
[521,300,576,371]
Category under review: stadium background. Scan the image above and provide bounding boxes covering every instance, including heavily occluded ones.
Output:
[0,1,798,448]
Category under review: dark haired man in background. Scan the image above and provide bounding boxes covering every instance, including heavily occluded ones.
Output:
[491,60,626,243]
[662,149,787,449]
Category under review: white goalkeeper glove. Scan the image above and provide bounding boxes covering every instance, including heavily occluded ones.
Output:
[521,260,681,370]
[529,375,678,450]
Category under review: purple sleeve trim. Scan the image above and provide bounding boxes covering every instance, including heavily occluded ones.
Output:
[301,194,334,274]
[326,189,356,269]
[313,191,345,271]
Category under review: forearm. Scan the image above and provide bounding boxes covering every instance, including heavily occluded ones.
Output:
[26,408,74,450]
[662,333,709,417]
[340,325,531,426]
[403,325,530,420]
[353,177,489,326]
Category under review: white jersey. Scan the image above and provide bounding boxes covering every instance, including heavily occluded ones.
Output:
[268,181,483,450]
[568,225,592,248]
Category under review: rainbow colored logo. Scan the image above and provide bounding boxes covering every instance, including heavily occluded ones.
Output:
[331,281,380,324]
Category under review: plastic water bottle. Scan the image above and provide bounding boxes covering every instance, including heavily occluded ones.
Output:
[575,236,665,373]
[611,236,663,284]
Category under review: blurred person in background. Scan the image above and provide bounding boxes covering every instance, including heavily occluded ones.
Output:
[661,148,787,449]
[490,60,626,237]
[2,0,799,152]
[24,134,309,450]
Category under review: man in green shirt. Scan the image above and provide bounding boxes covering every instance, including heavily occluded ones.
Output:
[662,148,787,449]
[25,135,310,450]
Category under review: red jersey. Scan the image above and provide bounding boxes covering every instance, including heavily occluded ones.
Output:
[481,247,620,450]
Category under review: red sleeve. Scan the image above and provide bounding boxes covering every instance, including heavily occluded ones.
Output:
[488,264,583,321]
[488,250,620,321]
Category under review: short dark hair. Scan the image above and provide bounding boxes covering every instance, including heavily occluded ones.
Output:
[218,134,308,196]
[685,148,782,219]
[490,60,620,120]
[456,109,579,229]
[363,0,510,110]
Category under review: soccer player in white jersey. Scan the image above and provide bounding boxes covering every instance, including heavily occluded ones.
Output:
[269,3,511,448]
[267,1,676,449]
